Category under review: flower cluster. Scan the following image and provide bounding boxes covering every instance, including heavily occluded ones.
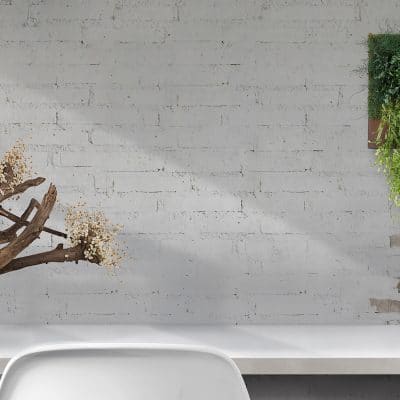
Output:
[0,140,31,196]
[65,204,123,269]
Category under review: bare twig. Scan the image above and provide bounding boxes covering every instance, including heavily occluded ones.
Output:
[0,204,67,239]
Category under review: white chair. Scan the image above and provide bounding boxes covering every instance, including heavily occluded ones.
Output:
[0,344,250,400]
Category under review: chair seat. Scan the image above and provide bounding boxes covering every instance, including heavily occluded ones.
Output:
[0,344,250,400]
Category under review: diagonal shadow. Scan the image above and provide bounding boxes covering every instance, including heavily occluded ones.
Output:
[0,3,398,323]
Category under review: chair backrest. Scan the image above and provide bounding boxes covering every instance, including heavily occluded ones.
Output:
[0,344,250,400]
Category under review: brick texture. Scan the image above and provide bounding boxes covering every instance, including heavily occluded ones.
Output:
[0,0,399,325]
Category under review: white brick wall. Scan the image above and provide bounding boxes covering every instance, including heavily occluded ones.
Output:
[0,0,399,324]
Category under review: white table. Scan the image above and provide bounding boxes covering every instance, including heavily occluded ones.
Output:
[0,324,400,375]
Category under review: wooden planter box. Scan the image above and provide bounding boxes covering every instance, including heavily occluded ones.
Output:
[368,119,384,149]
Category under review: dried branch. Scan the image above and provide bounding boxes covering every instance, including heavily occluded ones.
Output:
[0,177,45,203]
[0,141,122,276]
[0,163,14,196]
[0,203,67,240]
[0,199,39,244]
[0,243,91,275]
[0,184,57,270]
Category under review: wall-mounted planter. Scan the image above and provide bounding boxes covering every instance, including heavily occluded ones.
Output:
[369,33,400,207]
[368,33,400,148]
[368,119,387,149]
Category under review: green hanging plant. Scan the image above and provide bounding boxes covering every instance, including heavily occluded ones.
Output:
[368,34,400,119]
[376,101,400,206]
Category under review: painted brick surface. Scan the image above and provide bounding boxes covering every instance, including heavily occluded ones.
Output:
[0,0,399,325]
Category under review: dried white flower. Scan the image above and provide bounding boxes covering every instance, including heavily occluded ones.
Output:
[0,140,31,196]
[65,203,123,269]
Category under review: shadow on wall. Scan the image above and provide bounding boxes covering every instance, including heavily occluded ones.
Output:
[0,0,399,323]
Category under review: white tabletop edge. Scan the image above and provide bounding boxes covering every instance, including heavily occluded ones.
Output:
[1,324,400,375]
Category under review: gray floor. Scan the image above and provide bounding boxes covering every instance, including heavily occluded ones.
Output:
[244,376,400,399]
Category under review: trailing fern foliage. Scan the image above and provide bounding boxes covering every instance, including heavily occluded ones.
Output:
[376,102,400,206]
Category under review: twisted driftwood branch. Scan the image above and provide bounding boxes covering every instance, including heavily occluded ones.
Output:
[0,177,45,202]
[0,243,90,275]
[0,179,89,276]
[0,199,39,244]
[0,174,67,244]
[0,147,118,276]
[0,184,57,270]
